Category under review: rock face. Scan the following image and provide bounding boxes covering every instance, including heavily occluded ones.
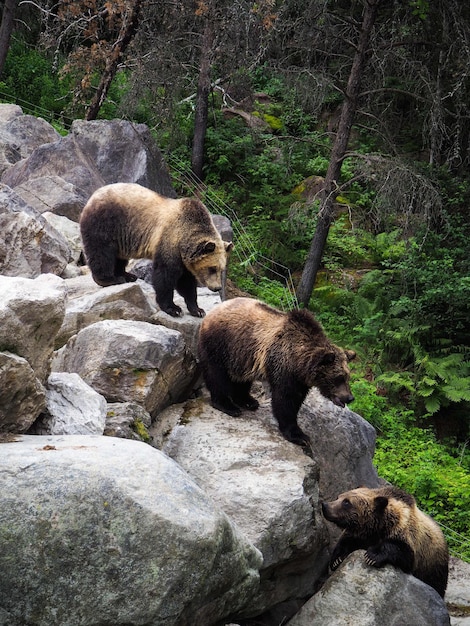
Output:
[287,551,451,626]
[0,351,46,432]
[0,435,262,626]
[299,389,380,501]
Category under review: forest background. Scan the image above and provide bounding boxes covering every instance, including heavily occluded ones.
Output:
[0,0,469,560]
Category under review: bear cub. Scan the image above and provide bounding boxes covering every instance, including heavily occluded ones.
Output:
[322,485,449,597]
[80,183,232,317]
[198,297,356,446]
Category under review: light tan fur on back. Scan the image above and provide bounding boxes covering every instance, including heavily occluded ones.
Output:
[202,298,284,380]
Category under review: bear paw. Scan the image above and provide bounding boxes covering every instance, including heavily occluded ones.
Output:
[163,304,183,317]
[330,556,344,571]
[364,549,385,568]
[188,306,206,318]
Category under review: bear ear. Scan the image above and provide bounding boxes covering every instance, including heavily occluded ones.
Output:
[224,241,234,253]
[374,496,389,513]
[191,241,216,259]
[345,349,356,362]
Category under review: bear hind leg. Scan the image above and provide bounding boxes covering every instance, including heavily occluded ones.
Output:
[232,382,259,411]
[86,247,126,287]
[201,363,242,417]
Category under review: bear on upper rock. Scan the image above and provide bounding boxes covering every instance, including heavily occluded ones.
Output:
[197,297,356,446]
[321,485,449,598]
[79,183,233,317]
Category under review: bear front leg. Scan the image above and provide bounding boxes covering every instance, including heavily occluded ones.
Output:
[115,258,137,283]
[364,538,414,573]
[330,535,369,570]
[176,271,205,317]
[270,383,309,446]
[151,256,183,317]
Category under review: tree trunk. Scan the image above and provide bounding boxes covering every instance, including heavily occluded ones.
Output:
[191,18,214,181]
[296,0,382,308]
[0,0,18,78]
[86,0,142,121]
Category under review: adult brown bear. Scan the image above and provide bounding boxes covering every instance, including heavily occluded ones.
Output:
[322,485,449,597]
[197,297,356,446]
[80,183,232,317]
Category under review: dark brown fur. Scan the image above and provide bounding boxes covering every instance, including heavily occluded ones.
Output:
[322,485,449,597]
[198,297,356,446]
[80,183,232,317]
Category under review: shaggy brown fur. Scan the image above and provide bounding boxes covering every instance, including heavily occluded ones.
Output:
[198,297,356,446]
[80,183,232,317]
[322,485,449,597]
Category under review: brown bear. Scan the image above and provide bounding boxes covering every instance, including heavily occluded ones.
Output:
[321,485,449,597]
[79,183,233,317]
[197,297,356,446]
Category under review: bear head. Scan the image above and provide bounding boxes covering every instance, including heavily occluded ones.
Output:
[321,486,412,537]
[183,240,233,292]
[305,344,356,408]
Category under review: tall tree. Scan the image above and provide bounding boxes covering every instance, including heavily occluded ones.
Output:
[0,0,18,77]
[86,0,142,120]
[191,3,214,180]
[296,0,383,308]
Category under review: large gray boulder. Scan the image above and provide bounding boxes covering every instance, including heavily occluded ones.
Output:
[151,395,330,619]
[0,104,60,176]
[0,435,262,626]
[56,276,157,348]
[287,551,451,626]
[150,386,381,623]
[0,352,46,432]
[2,118,176,216]
[0,274,66,382]
[0,184,71,278]
[30,372,107,435]
[52,319,197,417]
[299,388,380,501]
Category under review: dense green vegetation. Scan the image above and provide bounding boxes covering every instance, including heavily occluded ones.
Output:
[1,28,469,561]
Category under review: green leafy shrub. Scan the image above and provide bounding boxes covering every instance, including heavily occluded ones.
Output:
[1,38,68,120]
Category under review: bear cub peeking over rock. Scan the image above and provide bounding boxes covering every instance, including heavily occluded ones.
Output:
[198,297,356,446]
[322,485,449,598]
[80,183,233,317]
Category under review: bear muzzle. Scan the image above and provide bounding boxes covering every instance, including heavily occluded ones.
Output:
[332,392,354,408]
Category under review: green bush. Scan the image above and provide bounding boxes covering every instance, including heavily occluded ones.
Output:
[1,38,68,121]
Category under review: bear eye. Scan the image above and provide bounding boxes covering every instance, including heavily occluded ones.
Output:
[208,266,218,275]
[342,499,352,509]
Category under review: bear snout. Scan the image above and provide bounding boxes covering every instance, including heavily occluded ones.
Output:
[332,392,354,408]
[321,501,336,522]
